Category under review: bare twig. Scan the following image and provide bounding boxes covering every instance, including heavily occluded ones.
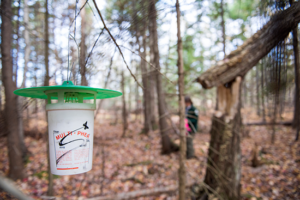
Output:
[92,0,144,89]
[70,0,89,29]
[85,28,105,67]
[119,45,175,85]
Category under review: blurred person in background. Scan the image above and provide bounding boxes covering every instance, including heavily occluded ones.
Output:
[185,96,199,159]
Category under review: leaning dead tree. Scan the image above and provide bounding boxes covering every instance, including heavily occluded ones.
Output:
[196,2,300,89]
[194,2,300,200]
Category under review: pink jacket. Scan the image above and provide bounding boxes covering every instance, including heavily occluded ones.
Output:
[185,118,191,132]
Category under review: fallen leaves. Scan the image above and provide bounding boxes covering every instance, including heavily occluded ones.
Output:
[0,110,299,199]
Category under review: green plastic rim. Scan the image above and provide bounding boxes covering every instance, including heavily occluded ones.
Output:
[13,81,122,100]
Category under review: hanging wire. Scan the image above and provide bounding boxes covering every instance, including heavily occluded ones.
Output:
[74,0,79,38]
[67,31,70,83]
[69,33,80,83]
[67,0,80,84]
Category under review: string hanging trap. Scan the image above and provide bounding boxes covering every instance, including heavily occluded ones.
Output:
[14,81,122,175]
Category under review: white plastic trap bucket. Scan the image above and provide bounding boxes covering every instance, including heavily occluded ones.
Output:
[46,89,96,175]
[14,80,122,176]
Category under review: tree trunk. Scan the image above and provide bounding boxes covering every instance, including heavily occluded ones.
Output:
[290,0,300,140]
[279,43,287,118]
[176,1,186,199]
[21,0,30,88]
[148,32,158,130]
[14,0,21,86]
[44,0,53,195]
[121,70,128,138]
[250,71,254,107]
[140,31,152,133]
[71,46,77,84]
[242,80,247,107]
[196,2,300,89]
[128,76,132,113]
[203,77,243,200]
[1,0,25,180]
[220,0,226,56]
[94,50,115,119]
[132,0,152,133]
[80,0,88,86]
[261,62,266,122]
[18,0,31,157]
[0,84,2,112]
[271,44,282,144]
[149,0,178,154]
[135,66,139,121]
[256,66,261,116]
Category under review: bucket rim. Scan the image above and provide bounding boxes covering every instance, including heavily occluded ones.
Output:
[14,81,122,100]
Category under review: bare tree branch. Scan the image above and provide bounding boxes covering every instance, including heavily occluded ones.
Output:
[92,0,144,89]
[85,28,105,67]
[119,45,175,85]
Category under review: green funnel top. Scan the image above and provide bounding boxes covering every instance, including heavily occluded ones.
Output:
[14,81,122,100]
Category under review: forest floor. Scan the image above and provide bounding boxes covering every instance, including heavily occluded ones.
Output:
[0,109,300,200]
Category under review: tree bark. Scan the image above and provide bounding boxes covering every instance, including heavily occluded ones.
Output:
[44,0,53,195]
[290,0,300,140]
[0,84,2,112]
[18,0,31,157]
[13,0,21,86]
[121,70,128,138]
[196,2,300,89]
[134,63,139,121]
[242,80,247,107]
[21,0,30,88]
[94,50,115,119]
[176,1,186,199]
[220,0,226,56]
[261,62,266,122]
[203,77,242,200]
[44,1,50,87]
[132,0,151,133]
[271,44,281,144]
[80,0,88,86]
[148,27,158,130]
[140,32,152,133]
[1,0,25,180]
[250,71,254,107]
[149,0,178,154]
[256,66,261,116]
[149,57,157,130]
[71,46,77,84]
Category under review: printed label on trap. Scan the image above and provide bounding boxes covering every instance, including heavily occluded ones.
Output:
[53,127,91,171]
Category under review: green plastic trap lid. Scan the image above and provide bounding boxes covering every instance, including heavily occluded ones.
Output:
[14,81,122,100]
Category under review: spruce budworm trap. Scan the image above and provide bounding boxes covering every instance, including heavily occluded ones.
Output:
[14,81,122,175]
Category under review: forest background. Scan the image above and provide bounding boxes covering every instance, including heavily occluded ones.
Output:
[0,0,300,199]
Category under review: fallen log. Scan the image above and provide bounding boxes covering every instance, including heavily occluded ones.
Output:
[196,1,300,89]
[86,184,193,200]
[245,121,292,126]
[0,174,35,200]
